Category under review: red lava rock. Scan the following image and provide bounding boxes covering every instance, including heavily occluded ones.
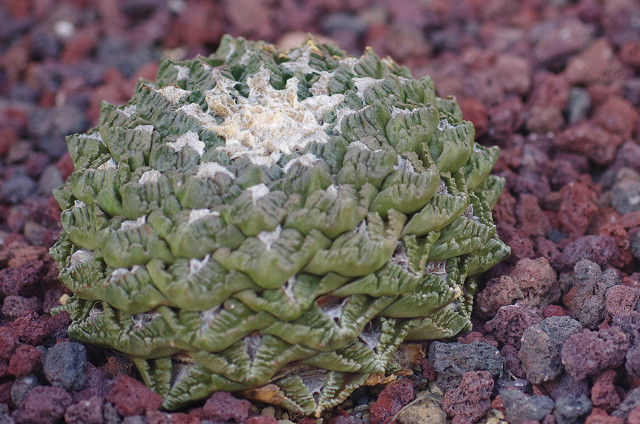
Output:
[535,237,563,269]
[594,97,638,140]
[8,344,42,378]
[476,257,559,318]
[443,370,493,423]
[585,408,624,424]
[620,41,640,68]
[561,235,619,270]
[0,326,19,360]
[543,305,569,318]
[0,262,45,296]
[531,17,594,66]
[13,385,73,424]
[2,295,43,318]
[202,391,251,423]
[557,122,624,167]
[55,154,75,180]
[497,224,535,262]
[105,374,163,417]
[298,417,317,424]
[459,98,488,138]
[487,96,524,141]
[620,211,640,229]
[561,327,630,381]
[0,381,12,405]
[421,357,436,380]
[605,285,640,316]
[494,54,531,95]
[565,39,625,86]
[246,415,280,424]
[73,363,114,402]
[64,396,104,424]
[369,378,414,424]
[602,0,640,47]
[598,223,634,269]
[502,344,526,379]
[492,190,517,226]
[591,370,621,412]
[146,409,173,424]
[485,305,543,349]
[556,182,598,239]
[516,194,552,237]
[457,331,499,347]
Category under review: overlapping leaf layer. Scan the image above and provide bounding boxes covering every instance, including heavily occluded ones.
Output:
[51,35,510,416]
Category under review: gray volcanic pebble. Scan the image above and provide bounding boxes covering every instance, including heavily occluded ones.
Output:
[103,402,122,424]
[519,316,583,384]
[500,389,555,424]
[0,168,36,204]
[554,395,592,424]
[428,341,504,392]
[612,386,640,419]
[43,341,88,392]
[631,230,640,261]
[10,375,40,407]
[612,181,640,215]
[121,416,146,424]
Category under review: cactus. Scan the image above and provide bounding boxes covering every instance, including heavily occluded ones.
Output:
[51,35,510,416]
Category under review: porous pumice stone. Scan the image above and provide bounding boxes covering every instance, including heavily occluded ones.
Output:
[50,35,510,417]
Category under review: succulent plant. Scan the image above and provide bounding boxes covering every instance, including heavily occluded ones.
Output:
[50,35,510,416]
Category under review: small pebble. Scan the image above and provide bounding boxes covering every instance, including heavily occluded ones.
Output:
[43,341,88,392]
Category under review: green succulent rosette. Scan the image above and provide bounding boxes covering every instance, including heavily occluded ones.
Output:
[51,35,510,416]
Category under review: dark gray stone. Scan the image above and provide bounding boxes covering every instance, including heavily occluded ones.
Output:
[519,316,583,384]
[566,87,591,123]
[0,168,36,204]
[612,386,640,419]
[554,395,592,424]
[613,181,640,215]
[428,341,504,392]
[571,260,620,328]
[37,165,64,195]
[43,341,88,392]
[500,389,555,424]
[121,416,147,424]
[631,230,640,261]
[10,375,40,407]
[103,402,122,424]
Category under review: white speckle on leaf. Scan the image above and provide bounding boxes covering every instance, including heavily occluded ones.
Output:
[156,85,190,103]
[139,170,162,184]
[352,77,382,101]
[188,209,219,224]
[189,254,210,276]
[167,131,206,156]
[437,119,455,131]
[121,216,147,230]
[173,64,190,80]
[196,162,235,179]
[257,225,282,250]
[247,184,270,203]
[134,125,154,134]
[70,249,93,269]
[97,159,117,171]
[121,104,137,117]
[74,200,86,208]
[282,153,321,173]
